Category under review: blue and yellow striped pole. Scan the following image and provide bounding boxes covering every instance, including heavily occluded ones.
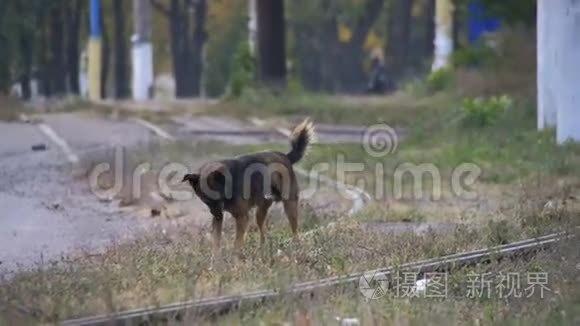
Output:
[88,0,102,100]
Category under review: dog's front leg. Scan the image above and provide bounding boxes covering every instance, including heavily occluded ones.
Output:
[209,204,224,250]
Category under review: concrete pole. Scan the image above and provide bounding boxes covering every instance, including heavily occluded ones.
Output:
[550,0,580,143]
[537,0,557,129]
[432,0,454,71]
[88,0,102,100]
[132,0,154,101]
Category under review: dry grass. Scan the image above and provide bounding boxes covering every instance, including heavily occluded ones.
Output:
[0,96,25,121]
[0,174,577,324]
[218,235,580,326]
[0,220,493,323]
[207,91,456,129]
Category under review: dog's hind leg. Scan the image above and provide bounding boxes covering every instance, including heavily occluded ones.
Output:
[283,200,299,242]
[256,200,273,245]
[212,217,223,250]
[234,212,250,249]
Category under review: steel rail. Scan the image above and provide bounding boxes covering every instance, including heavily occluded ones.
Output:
[60,230,575,326]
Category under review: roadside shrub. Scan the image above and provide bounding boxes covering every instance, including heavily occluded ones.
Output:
[461,95,513,127]
[426,67,453,93]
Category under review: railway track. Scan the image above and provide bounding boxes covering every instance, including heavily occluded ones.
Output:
[61,229,575,326]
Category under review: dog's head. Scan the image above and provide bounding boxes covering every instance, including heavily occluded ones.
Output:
[181,173,199,187]
[182,173,200,188]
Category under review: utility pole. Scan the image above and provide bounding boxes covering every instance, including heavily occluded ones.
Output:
[537,0,580,143]
[537,0,557,130]
[432,0,454,71]
[88,0,102,100]
[132,0,154,101]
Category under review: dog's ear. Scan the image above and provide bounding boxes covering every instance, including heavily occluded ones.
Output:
[182,173,200,185]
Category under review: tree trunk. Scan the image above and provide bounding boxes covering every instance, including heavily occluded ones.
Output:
[191,0,207,97]
[424,0,436,61]
[256,0,287,87]
[49,3,67,95]
[66,0,82,95]
[169,0,193,97]
[398,0,414,75]
[169,0,183,97]
[453,2,462,50]
[180,10,194,97]
[169,0,182,96]
[385,0,413,81]
[19,35,33,100]
[317,0,340,92]
[100,1,110,98]
[38,13,51,97]
[163,0,208,98]
[113,0,129,98]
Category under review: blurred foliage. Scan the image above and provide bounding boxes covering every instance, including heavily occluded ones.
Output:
[452,42,499,68]
[204,0,246,97]
[0,0,90,95]
[0,0,537,96]
[454,0,536,26]
[0,0,54,92]
[286,0,391,92]
[227,41,257,99]
[461,94,514,128]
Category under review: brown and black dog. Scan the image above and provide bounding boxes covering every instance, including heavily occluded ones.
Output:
[183,119,315,249]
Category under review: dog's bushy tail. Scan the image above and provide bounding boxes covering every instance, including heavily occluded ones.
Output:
[287,118,315,164]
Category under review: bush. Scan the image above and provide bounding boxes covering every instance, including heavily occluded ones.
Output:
[453,43,499,68]
[227,41,257,98]
[426,67,453,93]
[461,95,513,127]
